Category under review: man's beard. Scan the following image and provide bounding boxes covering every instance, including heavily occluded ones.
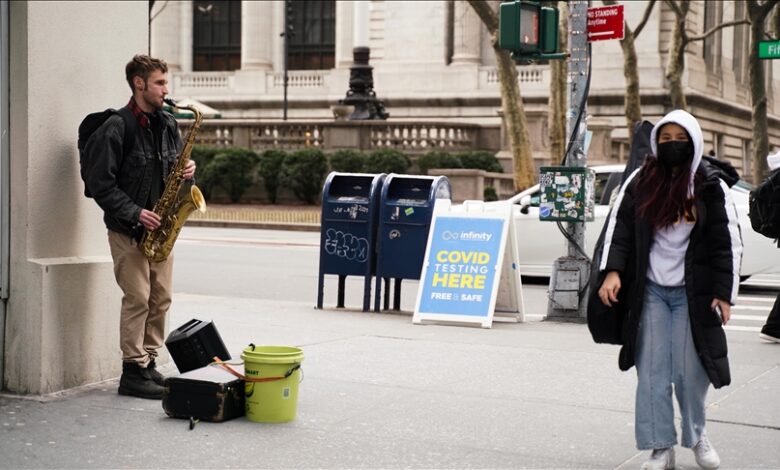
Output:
[142,85,162,110]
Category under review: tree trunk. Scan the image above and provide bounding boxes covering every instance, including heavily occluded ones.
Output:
[548,2,568,165]
[774,2,780,37]
[468,0,535,191]
[604,0,652,140]
[620,29,643,137]
[665,1,688,110]
[496,48,536,190]
[747,0,776,181]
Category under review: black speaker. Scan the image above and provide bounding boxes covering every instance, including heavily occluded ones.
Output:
[165,319,231,373]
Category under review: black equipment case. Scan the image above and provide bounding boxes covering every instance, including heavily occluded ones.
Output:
[162,364,245,422]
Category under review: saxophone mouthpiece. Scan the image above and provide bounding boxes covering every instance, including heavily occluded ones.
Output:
[164,97,177,107]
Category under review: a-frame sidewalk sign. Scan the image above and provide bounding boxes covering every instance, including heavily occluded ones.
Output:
[413,199,525,328]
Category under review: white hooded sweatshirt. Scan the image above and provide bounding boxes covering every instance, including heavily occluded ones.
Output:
[645,110,704,287]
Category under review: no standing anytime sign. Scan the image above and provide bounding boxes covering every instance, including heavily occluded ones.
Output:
[587,4,625,42]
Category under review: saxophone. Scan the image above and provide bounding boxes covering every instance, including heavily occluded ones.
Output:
[141,98,207,262]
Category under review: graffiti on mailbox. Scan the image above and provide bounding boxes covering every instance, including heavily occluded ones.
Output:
[324,229,369,262]
[332,204,368,220]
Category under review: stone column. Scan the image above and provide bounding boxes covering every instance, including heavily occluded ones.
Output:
[179,0,193,72]
[150,0,181,70]
[451,0,481,65]
[7,0,145,394]
[241,0,273,70]
[335,1,355,68]
[272,0,285,72]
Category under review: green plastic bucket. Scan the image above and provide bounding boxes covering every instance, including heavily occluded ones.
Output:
[241,345,304,423]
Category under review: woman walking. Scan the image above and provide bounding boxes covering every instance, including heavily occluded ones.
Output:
[597,110,742,469]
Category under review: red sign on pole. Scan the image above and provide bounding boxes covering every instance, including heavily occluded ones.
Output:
[587,5,625,42]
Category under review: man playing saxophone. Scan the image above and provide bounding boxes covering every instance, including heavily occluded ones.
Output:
[83,55,196,399]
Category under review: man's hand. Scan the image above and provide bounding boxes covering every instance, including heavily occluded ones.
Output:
[182,159,196,180]
[139,209,161,231]
[598,271,621,307]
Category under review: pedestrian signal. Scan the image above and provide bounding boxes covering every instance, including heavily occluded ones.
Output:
[498,1,563,60]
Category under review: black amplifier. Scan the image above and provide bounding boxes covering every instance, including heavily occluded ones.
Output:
[165,319,231,373]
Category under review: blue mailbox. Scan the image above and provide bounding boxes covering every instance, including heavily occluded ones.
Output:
[317,172,386,311]
[374,174,451,311]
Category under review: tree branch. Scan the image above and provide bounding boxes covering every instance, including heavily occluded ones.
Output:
[758,0,780,21]
[604,0,656,37]
[665,0,684,19]
[634,0,657,37]
[150,0,170,22]
[467,0,498,34]
[686,19,749,43]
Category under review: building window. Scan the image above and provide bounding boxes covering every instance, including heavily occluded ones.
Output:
[193,1,241,71]
[732,1,748,84]
[702,2,722,74]
[289,0,336,70]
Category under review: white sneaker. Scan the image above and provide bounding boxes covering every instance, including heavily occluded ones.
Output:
[640,447,675,470]
[693,435,720,469]
[759,332,780,343]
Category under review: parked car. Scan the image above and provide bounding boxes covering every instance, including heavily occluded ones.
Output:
[501,165,778,280]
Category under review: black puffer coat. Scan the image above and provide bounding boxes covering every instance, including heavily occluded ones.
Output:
[599,155,742,389]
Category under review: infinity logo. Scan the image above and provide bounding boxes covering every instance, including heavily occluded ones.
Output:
[442,230,460,241]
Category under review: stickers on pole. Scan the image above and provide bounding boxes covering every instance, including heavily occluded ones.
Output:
[413,200,524,328]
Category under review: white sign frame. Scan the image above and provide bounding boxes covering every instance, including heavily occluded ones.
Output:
[413,200,521,328]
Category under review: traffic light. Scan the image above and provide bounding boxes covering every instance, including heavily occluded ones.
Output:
[498,1,563,60]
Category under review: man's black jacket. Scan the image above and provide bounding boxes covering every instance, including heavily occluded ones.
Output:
[83,107,182,237]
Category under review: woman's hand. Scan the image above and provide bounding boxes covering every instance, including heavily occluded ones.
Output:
[598,271,621,307]
[711,298,731,325]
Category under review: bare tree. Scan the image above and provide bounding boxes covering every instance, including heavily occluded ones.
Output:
[747,0,780,180]
[468,0,535,191]
[602,0,656,137]
[664,1,748,110]
[548,2,568,164]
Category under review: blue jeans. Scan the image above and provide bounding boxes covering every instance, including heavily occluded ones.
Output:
[635,280,710,450]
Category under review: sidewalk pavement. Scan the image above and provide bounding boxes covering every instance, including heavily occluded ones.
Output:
[2,212,779,469]
[2,287,779,469]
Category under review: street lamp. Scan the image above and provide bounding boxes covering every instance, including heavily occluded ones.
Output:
[340,1,388,120]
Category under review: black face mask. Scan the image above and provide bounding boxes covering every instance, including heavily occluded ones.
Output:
[657,140,693,169]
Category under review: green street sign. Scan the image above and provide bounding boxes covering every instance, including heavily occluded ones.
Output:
[759,41,780,59]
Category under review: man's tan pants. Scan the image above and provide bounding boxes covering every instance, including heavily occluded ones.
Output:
[108,230,174,367]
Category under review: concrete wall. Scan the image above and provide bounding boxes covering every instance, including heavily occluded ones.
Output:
[5,1,146,394]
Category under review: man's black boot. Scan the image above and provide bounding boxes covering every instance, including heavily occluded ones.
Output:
[146,359,166,386]
[118,362,164,399]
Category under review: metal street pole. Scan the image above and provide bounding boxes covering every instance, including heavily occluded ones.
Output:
[547,0,590,321]
[282,0,292,121]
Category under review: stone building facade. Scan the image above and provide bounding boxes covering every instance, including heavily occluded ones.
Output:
[152,0,780,182]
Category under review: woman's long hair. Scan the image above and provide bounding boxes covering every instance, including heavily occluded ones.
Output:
[636,156,694,229]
